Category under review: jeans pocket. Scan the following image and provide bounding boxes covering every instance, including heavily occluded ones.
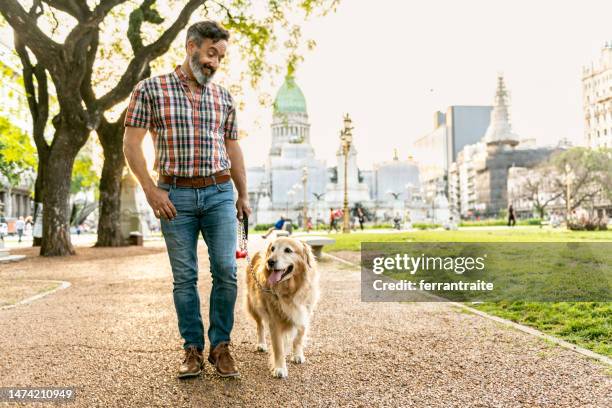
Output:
[157,182,175,203]
[215,181,233,193]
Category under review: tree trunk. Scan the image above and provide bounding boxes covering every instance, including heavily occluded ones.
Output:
[95,114,127,247]
[40,127,84,256]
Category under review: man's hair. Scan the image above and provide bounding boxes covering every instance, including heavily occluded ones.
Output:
[186,21,230,47]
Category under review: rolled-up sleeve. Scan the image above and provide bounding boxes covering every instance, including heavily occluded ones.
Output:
[124,80,151,129]
[224,95,239,140]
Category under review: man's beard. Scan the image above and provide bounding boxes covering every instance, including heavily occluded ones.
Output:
[189,52,215,86]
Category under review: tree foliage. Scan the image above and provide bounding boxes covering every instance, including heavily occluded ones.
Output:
[550,147,612,211]
[0,116,36,187]
[0,0,340,255]
[70,153,98,195]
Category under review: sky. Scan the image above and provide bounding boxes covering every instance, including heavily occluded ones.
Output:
[237,0,612,169]
[2,1,611,172]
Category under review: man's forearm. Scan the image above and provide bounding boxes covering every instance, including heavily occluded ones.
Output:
[123,139,156,193]
[227,142,247,197]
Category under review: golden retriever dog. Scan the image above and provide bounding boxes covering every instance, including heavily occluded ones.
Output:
[246,237,320,378]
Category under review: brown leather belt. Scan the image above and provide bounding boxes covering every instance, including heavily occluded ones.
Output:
[159,171,231,188]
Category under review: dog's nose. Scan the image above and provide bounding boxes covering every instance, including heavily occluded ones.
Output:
[267,259,276,268]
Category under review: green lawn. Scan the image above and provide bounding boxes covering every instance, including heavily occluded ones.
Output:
[475,301,611,356]
[323,227,612,357]
[323,227,612,252]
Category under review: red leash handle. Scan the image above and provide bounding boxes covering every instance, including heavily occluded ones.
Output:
[236,216,248,259]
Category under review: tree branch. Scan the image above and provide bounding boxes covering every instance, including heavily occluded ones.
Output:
[0,0,62,70]
[80,31,99,111]
[572,188,602,211]
[96,0,205,111]
[541,191,563,208]
[14,30,50,156]
[63,0,128,68]
[43,0,90,20]
[128,0,165,53]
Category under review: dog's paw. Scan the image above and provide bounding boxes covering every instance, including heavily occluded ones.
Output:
[290,353,306,364]
[271,366,288,379]
[256,343,268,353]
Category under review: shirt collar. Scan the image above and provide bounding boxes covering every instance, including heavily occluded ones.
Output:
[175,65,207,88]
[175,65,190,83]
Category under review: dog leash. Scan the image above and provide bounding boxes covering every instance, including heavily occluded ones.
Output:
[237,216,277,297]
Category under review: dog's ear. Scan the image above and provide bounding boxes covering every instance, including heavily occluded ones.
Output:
[301,241,316,268]
[265,241,273,256]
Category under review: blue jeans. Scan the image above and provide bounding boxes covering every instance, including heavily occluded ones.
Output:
[158,180,237,351]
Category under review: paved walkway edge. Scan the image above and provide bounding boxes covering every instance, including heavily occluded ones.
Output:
[322,252,612,367]
[0,280,72,311]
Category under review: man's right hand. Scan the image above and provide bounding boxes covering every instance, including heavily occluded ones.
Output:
[145,186,177,220]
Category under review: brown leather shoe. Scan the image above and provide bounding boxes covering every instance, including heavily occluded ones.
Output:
[178,346,204,379]
[208,342,240,377]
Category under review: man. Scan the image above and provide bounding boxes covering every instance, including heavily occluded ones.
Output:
[508,204,516,227]
[328,207,337,233]
[357,207,365,231]
[123,21,251,379]
[15,216,25,243]
[261,215,285,239]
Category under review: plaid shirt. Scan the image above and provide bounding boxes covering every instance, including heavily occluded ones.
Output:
[125,66,238,177]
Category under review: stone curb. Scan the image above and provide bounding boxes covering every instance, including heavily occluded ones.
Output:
[0,280,72,311]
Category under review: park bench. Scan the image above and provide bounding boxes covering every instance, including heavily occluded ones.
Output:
[296,236,336,260]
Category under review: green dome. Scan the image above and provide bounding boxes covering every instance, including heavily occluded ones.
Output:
[273,76,307,114]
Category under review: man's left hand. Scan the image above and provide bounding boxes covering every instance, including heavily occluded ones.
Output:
[236,196,252,220]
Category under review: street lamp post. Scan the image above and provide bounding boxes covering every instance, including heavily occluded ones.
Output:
[287,189,295,218]
[340,114,353,233]
[302,167,308,230]
[312,192,325,230]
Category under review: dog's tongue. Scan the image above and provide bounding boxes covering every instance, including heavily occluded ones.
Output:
[267,270,284,286]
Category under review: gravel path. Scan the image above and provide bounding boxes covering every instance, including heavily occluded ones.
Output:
[0,238,610,407]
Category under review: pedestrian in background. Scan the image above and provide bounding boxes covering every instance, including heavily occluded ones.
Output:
[15,216,25,243]
[508,204,516,227]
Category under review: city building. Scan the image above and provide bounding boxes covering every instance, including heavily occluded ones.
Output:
[413,105,492,201]
[449,76,557,218]
[582,41,612,149]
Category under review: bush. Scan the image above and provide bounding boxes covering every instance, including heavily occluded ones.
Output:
[567,219,608,231]
[412,223,442,230]
[524,218,542,226]
[370,224,393,229]
[459,219,506,227]
[459,218,542,227]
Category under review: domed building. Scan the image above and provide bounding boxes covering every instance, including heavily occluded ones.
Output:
[248,76,328,225]
[247,75,426,226]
